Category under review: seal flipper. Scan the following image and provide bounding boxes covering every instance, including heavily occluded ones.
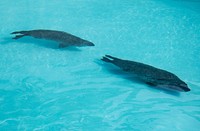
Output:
[12,34,26,39]
[122,67,131,72]
[11,31,29,39]
[105,55,121,61]
[59,43,69,48]
[11,31,29,35]
[101,56,113,63]
[145,82,157,86]
[101,55,123,65]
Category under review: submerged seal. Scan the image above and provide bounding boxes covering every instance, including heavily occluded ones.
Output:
[101,55,190,92]
[11,29,95,48]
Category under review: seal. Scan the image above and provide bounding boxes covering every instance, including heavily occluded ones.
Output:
[101,55,190,92]
[11,29,95,48]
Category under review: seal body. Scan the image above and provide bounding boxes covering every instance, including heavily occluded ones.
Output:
[11,29,94,48]
[101,55,190,92]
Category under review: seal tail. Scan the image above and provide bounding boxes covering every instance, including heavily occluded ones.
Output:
[101,55,118,63]
[12,35,26,39]
[105,55,120,60]
[11,31,29,39]
[101,57,113,63]
[11,31,29,35]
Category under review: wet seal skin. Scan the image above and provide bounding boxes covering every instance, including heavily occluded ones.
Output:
[11,29,94,48]
[101,55,190,92]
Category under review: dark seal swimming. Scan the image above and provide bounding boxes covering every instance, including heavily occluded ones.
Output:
[101,55,190,92]
[11,29,95,48]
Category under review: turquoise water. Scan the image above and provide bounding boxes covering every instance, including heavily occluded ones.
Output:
[0,0,200,130]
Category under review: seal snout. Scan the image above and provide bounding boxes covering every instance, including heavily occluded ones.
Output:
[180,84,190,92]
[87,42,95,46]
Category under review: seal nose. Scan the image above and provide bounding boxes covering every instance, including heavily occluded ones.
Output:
[88,42,95,46]
[181,84,190,92]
